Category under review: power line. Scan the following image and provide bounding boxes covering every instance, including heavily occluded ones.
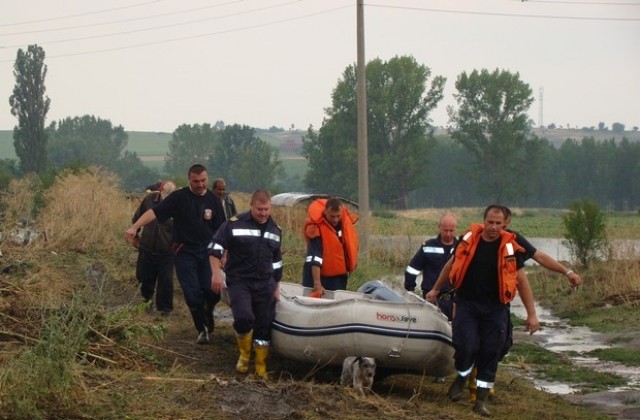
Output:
[0,4,352,63]
[0,0,171,28]
[0,0,301,49]
[525,1,640,5]
[0,0,245,37]
[367,3,640,21]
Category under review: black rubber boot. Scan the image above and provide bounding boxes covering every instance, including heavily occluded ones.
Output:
[473,387,492,417]
[447,375,467,401]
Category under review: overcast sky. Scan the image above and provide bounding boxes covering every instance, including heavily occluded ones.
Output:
[0,0,638,134]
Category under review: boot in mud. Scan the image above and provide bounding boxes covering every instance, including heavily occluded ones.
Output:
[473,387,492,417]
[447,374,467,402]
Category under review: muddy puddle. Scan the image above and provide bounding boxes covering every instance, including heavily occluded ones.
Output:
[511,295,640,393]
[511,295,640,419]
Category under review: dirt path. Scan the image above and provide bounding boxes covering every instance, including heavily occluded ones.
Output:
[138,290,640,419]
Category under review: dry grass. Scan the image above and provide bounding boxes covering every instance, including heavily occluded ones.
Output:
[0,172,635,419]
[36,167,137,253]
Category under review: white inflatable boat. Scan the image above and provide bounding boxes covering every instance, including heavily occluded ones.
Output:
[271,281,455,377]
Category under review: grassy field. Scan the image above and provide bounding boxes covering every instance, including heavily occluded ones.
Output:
[126,131,171,156]
[371,206,640,239]
[0,130,173,160]
[0,175,638,418]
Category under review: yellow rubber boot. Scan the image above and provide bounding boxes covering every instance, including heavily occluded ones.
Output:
[469,367,496,401]
[235,332,253,374]
[254,344,269,379]
[469,367,478,403]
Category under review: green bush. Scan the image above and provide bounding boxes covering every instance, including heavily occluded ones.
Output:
[563,199,608,268]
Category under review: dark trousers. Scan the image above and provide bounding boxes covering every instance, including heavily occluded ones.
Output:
[226,276,276,342]
[452,298,509,384]
[301,263,348,291]
[422,289,454,321]
[136,249,174,312]
[174,245,220,333]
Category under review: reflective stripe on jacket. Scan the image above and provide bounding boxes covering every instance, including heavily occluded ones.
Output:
[449,223,524,304]
[303,199,359,277]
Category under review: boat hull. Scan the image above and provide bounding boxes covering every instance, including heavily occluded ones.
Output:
[271,282,455,377]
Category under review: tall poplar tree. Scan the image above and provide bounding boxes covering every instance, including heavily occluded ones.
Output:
[9,44,50,174]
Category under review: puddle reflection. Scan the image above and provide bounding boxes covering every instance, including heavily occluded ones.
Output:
[511,295,640,393]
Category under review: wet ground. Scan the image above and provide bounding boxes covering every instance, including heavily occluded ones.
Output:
[511,296,640,419]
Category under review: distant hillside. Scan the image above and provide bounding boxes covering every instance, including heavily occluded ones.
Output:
[433,127,640,147]
[2,127,637,163]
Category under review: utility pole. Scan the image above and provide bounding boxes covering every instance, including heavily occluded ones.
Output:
[356,0,370,256]
[539,86,544,130]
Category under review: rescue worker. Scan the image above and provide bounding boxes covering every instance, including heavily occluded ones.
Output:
[404,212,457,320]
[209,189,282,379]
[125,164,225,345]
[131,180,176,315]
[468,205,582,403]
[302,197,359,296]
[426,205,540,417]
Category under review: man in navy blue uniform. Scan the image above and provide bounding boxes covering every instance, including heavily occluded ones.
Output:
[426,205,539,417]
[404,212,457,320]
[209,189,282,379]
[125,164,225,345]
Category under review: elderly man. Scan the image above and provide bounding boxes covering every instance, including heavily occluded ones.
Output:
[211,178,237,221]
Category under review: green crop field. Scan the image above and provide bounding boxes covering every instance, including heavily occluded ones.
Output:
[0,130,172,160]
[127,131,171,157]
[0,131,15,159]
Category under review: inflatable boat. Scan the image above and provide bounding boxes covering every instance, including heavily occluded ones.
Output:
[271,280,455,377]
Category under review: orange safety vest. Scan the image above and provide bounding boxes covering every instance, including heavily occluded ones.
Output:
[304,199,359,277]
[449,223,524,304]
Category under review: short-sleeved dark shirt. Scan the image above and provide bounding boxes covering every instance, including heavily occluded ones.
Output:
[456,237,525,303]
[152,187,225,248]
[507,228,537,261]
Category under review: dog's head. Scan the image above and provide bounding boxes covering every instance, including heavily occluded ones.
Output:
[356,356,376,378]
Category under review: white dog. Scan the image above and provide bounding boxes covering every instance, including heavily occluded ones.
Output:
[340,356,376,396]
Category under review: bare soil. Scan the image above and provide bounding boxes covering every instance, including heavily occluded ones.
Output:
[98,282,617,420]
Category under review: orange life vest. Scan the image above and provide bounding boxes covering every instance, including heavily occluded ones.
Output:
[449,223,524,304]
[303,199,359,277]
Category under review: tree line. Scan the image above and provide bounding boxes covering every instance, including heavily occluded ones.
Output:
[4,45,282,193]
[5,45,639,211]
[302,57,640,211]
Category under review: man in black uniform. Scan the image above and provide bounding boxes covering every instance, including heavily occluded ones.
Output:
[404,212,457,320]
[131,180,176,315]
[125,164,225,344]
[427,205,539,417]
[209,189,282,379]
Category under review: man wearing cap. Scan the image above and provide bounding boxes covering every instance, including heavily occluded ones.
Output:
[131,180,177,315]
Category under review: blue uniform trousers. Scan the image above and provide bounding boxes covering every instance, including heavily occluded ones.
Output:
[452,298,510,384]
[226,276,276,342]
[174,245,220,333]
